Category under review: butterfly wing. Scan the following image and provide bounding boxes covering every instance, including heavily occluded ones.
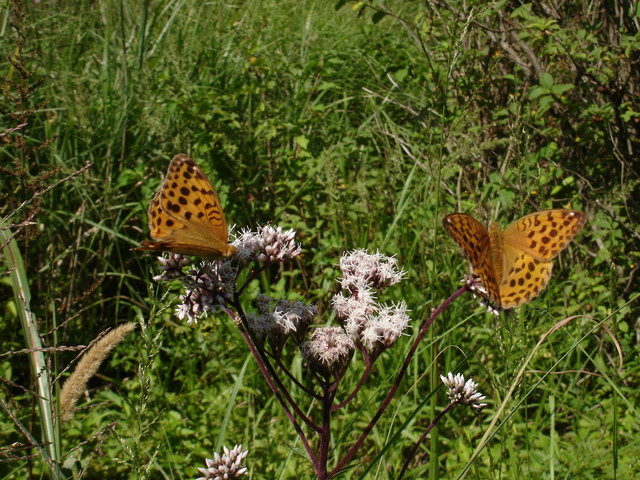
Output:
[443,213,501,305]
[138,154,237,258]
[498,209,586,308]
[499,244,553,308]
[502,209,586,261]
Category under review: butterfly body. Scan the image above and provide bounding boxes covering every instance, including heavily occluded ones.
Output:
[137,154,237,259]
[443,209,587,309]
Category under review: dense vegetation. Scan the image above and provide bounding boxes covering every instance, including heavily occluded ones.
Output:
[1,0,638,478]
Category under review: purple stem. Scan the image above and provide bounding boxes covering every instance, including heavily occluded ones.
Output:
[331,350,375,410]
[236,262,271,296]
[228,302,322,434]
[327,284,470,478]
[316,387,335,480]
[273,355,322,399]
[396,402,457,480]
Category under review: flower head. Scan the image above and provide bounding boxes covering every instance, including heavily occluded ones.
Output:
[233,227,266,264]
[246,294,317,354]
[196,445,248,480]
[339,249,405,292]
[152,253,191,282]
[175,261,236,324]
[440,372,487,409]
[271,299,317,343]
[230,225,301,264]
[358,302,411,354]
[245,312,270,345]
[332,289,377,324]
[258,225,301,262]
[300,327,355,378]
[332,250,411,354]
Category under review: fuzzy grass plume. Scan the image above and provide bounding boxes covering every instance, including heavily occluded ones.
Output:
[60,322,137,421]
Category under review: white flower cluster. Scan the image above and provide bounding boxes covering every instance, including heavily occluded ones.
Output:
[258,225,301,262]
[195,445,248,480]
[233,225,301,264]
[300,327,355,378]
[339,249,405,292]
[440,372,487,409]
[332,249,410,355]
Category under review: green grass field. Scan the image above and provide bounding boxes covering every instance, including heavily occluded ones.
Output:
[1,0,639,478]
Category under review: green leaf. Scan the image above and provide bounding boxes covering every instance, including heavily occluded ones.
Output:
[295,135,310,150]
[372,11,388,24]
[539,72,554,89]
[551,83,574,95]
[529,86,546,99]
[393,68,408,82]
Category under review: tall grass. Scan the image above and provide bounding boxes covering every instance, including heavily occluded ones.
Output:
[0,0,638,478]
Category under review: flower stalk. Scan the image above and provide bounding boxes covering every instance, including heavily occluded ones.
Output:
[152,227,485,479]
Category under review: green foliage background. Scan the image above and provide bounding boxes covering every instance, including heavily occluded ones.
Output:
[1,0,639,478]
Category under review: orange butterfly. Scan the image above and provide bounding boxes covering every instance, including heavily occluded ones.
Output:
[137,154,237,258]
[443,209,586,309]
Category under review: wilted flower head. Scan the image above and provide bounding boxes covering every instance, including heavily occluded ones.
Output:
[440,372,487,409]
[196,445,248,480]
[245,294,277,346]
[246,294,317,353]
[272,299,317,342]
[245,312,270,345]
[255,293,274,315]
[175,261,236,324]
[300,327,355,378]
[339,249,405,292]
[152,253,191,282]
